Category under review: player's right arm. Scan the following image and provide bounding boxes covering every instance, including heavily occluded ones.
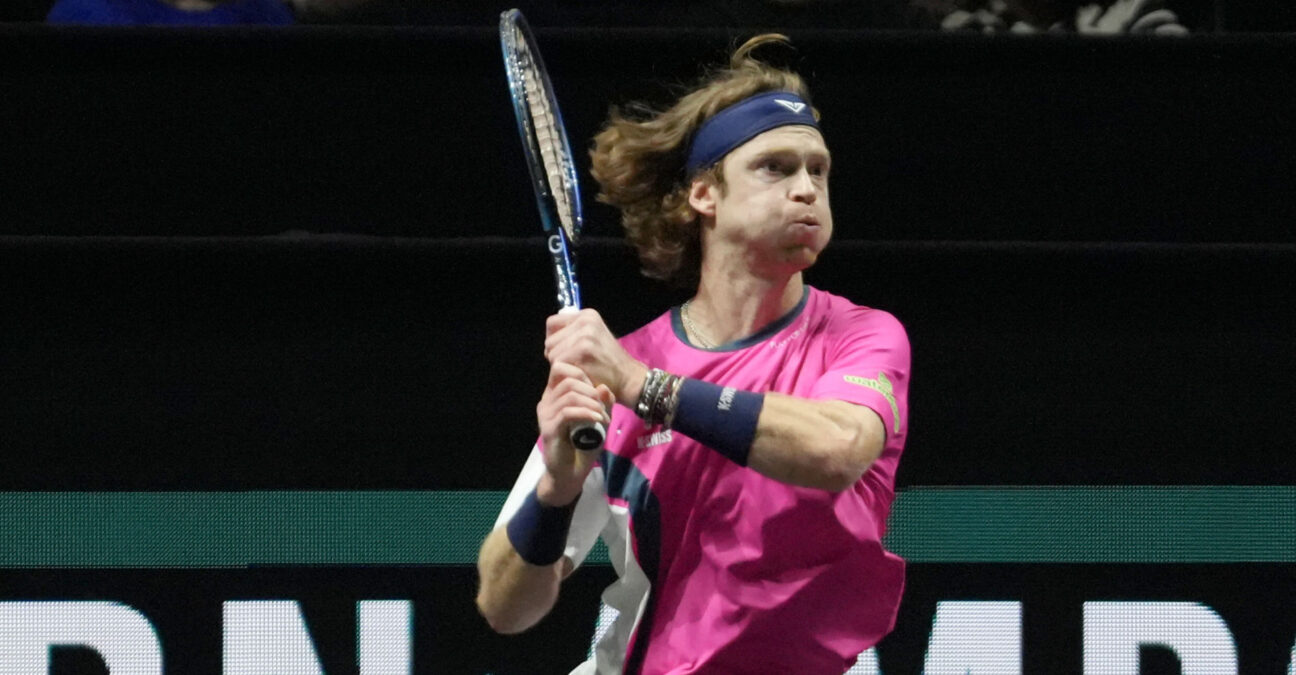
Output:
[475,518,571,634]
[475,361,612,634]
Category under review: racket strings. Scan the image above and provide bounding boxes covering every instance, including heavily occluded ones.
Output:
[514,37,579,241]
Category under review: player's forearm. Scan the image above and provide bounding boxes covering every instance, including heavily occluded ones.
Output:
[634,369,885,492]
[475,527,564,634]
[747,394,885,492]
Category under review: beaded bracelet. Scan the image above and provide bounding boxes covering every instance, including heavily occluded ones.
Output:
[634,369,762,465]
[635,368,685,427]
[634,368,667,421]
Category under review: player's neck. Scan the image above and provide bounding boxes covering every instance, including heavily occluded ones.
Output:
[689,271,803,347]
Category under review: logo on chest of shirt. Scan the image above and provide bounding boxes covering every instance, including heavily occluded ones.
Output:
[637,428,673,449]
[844,372,901,434]
[767,317,809,350]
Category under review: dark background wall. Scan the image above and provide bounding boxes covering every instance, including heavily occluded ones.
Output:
[0,25,1292,673]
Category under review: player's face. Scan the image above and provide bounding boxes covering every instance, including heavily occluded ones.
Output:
[693,125,833,277]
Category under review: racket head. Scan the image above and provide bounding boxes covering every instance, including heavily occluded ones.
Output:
[499,9,585,246]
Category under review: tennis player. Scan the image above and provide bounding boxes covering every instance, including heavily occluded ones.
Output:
[477,34,909,674]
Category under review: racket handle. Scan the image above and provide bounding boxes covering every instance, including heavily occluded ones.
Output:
[557,306,606,451]
[570,421,606,452]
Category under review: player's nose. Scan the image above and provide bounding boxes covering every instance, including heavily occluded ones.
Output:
[789,168,817,204]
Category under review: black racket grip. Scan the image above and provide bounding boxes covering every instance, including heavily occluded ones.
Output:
[569,421,606,451]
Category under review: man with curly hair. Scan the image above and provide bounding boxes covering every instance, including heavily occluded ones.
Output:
[477,34,911,674]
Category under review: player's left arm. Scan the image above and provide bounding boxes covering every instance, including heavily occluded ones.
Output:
[751,309,910,492]
[747,395,886,492]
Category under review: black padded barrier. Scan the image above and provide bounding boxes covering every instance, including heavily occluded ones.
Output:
[1,27,1295,241]
[1,235,1293,490]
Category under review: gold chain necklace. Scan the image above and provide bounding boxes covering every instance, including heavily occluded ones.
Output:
[681,299,716,349]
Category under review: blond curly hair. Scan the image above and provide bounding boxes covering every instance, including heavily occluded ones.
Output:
[589,34,819,288]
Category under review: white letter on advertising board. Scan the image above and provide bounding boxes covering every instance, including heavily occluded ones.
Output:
[0,601,162,673]
[922,600,1022,674]
[223,600,324,675]
[358,600,411,674]
[1083,601,1237,675]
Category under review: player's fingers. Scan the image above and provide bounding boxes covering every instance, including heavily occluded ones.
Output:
[545,330,592,367]
[546,307,606,338]
[547,318,616,364]
[540,377,603,423]
[543,314,576,361]
[544,323,582,361]
[595,383,616,410]
[545,309,584,337]
[549,375,601,404]
[539,391,609,432]
[558,403,608,426]
[538,382,605,416]
[543,330,561,361]
[546,333,594,367]
[538,393,604,421]
[546,360,592,388]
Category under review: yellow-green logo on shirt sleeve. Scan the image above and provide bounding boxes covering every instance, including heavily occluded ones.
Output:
[844,372,901,434]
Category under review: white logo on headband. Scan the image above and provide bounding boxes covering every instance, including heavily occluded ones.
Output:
[775,99,807,114]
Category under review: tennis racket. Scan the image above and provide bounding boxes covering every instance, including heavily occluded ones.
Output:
[500,8,605,451]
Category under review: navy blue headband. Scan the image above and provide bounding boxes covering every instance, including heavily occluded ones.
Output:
[685,91,818,175]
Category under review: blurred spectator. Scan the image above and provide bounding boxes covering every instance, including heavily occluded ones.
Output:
[46,0,367,25]
[918,0,1189,33]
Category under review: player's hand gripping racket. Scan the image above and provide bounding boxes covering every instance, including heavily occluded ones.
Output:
[500,8,605,451]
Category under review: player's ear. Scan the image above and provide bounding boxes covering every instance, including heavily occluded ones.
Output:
[688,176,718,217]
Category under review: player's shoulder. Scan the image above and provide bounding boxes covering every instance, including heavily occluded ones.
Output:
[809,286,907,339]
[617,307,676,356]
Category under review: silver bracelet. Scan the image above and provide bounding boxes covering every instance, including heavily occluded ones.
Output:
[635,368,667,421]
[659,374,684,429]
[636,368,686,427]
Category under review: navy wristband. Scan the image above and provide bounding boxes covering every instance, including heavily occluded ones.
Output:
[506,489,577,566]
[670,378,764,466]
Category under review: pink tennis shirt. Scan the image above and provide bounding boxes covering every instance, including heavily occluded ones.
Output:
[496,286,909,674]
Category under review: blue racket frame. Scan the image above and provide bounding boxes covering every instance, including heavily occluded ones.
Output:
[500,8,584,311]
[500,9,605,451]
